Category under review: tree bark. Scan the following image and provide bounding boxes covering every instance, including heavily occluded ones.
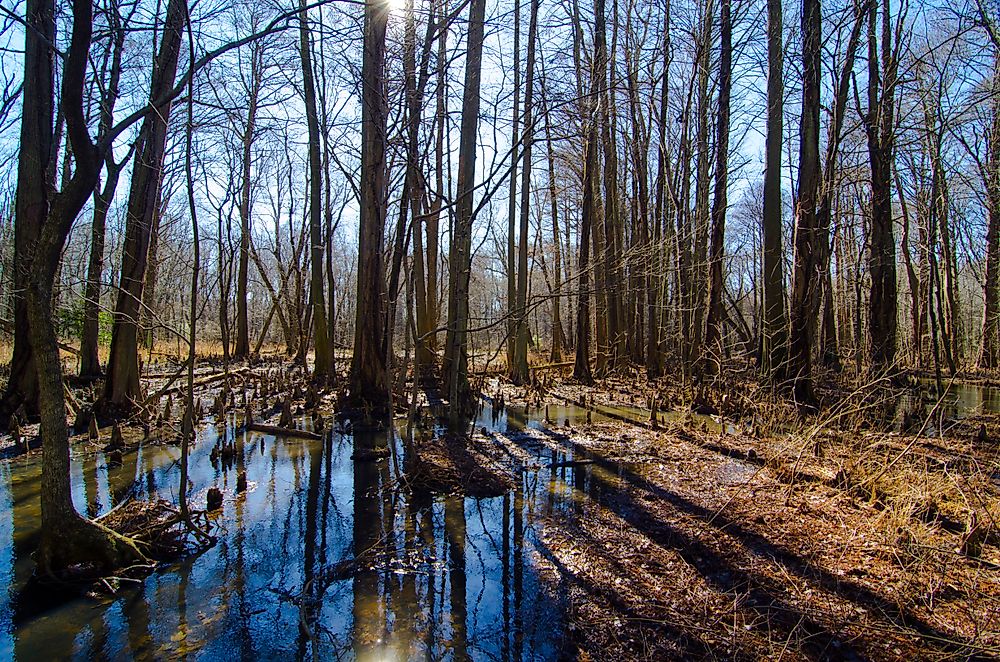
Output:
[864,0,899,373]
[347,0,390,411]
[510,0,539,385]
[704,0,731,374]
[442,0,486,428]
[80,6,127,379]
[761,0,787,384]
[506,0,521,372]
[233,44,263,360]
[299,0,333,380]
[598,0,624,367]
[980,58,1000,369]
[101,0,187,416]
[788,0,822,404]
[32,0,144,576]
[0,0,56,425]
[542,75,566,362]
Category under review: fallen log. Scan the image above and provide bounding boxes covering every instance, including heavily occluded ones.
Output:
[473,361,574,376]
[247,422,322,440]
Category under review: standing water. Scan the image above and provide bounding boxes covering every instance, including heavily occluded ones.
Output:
[0,403,604,660]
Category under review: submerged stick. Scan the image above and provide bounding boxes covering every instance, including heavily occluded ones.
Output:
[247,422,323,440]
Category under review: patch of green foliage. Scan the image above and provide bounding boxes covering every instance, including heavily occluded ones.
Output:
[55,300,113,344]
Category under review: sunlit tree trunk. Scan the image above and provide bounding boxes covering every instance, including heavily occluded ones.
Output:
[80,9,126,379]
[814,3,865,372]
[980,58,1000,369]
[598,0,625,367]
[896,170,921,363]
[864,0,899,373]
[511,0,539,384]
[690,0,712,368]
[442,0,486,428]
[648,0,671,379]
[704,0,731,375]
[542,76,566,362]
[408,0,437,380]
[347,0,389,408]
[233,44,263,360]
[506,0,521,372]
[423,0,446,357]
[788,0,821,404]
[299,0,333,379]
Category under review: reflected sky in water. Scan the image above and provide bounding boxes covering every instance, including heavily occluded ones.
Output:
[0,403,604,661]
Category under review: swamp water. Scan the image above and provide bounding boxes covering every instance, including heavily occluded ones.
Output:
[0,403,618,661]
[894,379,1000,433]
[5,380,995,660]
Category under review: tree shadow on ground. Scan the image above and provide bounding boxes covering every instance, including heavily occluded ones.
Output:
[516,426,988,660]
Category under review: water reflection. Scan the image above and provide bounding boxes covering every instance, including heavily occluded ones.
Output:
[897,380,1000,432]
[0,405,575,660]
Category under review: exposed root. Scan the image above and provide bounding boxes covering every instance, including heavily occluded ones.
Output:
[36,513,147,582]
[100,498,213,560]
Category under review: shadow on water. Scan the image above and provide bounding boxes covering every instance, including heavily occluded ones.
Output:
[0,406,581,661]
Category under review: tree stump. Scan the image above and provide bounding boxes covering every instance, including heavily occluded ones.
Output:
[207,487,224,511]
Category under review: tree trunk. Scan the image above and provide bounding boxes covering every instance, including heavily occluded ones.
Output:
[506,0,521,372]
[101,0,187,416]
[761,0,787,384]
[814,2,865,372]
[980,58,1000,369]
[704,0,731,375]
[233,48,262,361]
[896,169,921,363]
[32,0,143,576]
[300,0,333,380]
[542,77,566,362]
[140,202,162,350]
[409,0,436,380]
[788,0,821,404]
[511,0,539,385]
[573,119,597,385]
[865,0,898,373]
[442,0,486,428]
[80,11,126,379]
[648,0,672,379]
[597,0,624,368]
[347,0,390,411]
[0,0,55,425]
[689,0,712,369]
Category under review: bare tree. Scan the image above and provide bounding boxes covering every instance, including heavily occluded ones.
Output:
[101,0,188,416]
[442,0,487,426]
[347,0,390,412]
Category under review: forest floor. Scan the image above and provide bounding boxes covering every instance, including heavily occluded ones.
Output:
[468,373,1000,661]
[2,353,999,659]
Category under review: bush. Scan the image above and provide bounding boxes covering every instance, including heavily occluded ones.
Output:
[54,300,114,344]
